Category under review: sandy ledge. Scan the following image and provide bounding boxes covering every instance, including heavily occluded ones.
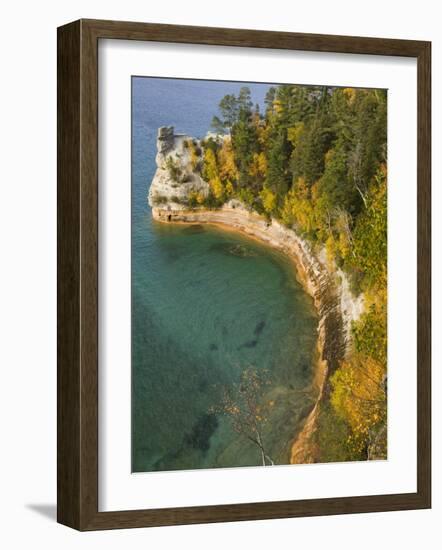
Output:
[151,201,364,463]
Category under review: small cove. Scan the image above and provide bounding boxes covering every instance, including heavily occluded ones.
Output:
[132,77,319,472]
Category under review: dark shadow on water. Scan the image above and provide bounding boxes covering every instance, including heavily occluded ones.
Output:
[254,319,266,336]
[237,339,258,350]
[301,361,310,373]
[26,504,57,522]
[184,413,219,453]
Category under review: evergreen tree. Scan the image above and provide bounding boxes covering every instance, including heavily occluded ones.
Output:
[203,82,388,463]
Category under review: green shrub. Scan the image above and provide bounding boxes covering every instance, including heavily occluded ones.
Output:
[166,157,182,182]
[151,195,168,206]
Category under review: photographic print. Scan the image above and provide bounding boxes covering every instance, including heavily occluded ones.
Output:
[132,77,387,473]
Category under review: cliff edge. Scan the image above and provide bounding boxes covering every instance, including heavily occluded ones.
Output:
[148,126,364,463]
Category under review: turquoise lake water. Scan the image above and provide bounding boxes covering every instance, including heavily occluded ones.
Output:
[132,77,318,472]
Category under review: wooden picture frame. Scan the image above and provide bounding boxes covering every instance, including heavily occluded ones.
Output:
[57,18,431,530]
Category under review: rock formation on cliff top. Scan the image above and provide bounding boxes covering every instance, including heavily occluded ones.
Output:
[148,126,210,210]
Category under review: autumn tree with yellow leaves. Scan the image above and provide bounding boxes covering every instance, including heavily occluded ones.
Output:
[198,84,387,461]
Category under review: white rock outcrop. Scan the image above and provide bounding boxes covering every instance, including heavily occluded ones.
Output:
[148,126,210,209]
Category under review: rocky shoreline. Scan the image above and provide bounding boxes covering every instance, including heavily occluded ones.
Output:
[148,127,364,463]
[151,202,364,462]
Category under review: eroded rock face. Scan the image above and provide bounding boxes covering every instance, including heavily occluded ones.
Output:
[148,126,210,210]
[157,125,174,154]
[148,127,365,464]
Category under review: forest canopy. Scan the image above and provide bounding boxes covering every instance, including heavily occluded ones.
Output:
[202,84,388,461]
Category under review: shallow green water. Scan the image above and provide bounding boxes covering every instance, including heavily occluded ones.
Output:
[131,78,319,472]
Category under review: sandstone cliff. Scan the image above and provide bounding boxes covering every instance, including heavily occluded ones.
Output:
[148,126,209,208]
[148,127,364,463]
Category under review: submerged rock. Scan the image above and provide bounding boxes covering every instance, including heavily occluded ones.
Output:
[183,413,219,453]
[228,244,257,257]
[182,224,205,235]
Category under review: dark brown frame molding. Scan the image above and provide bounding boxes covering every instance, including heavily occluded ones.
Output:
[57,18,431,530]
